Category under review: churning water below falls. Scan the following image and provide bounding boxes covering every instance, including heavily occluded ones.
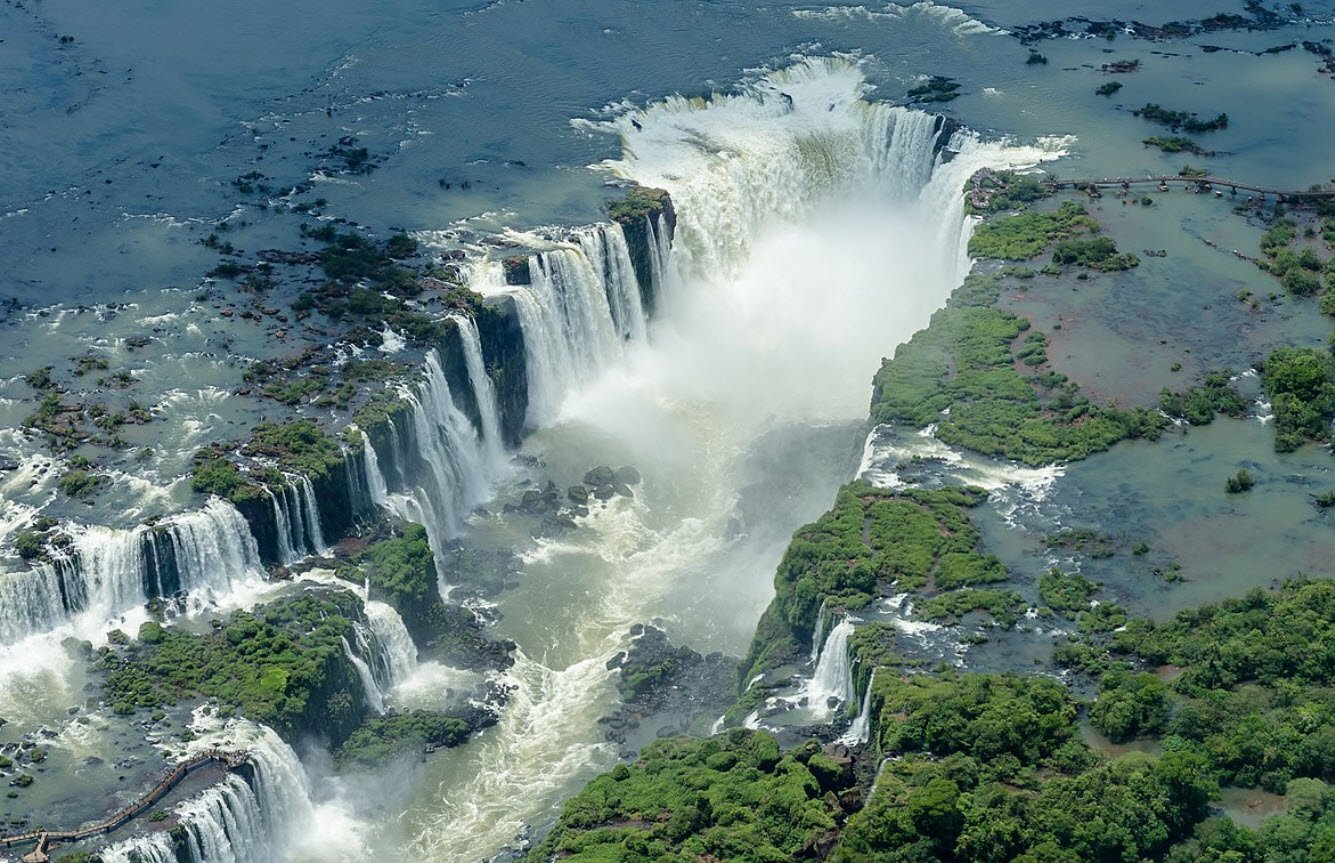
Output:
[373,60,1067,862]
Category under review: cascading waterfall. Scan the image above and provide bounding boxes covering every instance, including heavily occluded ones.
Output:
[167,499,266,604]
[576,223,646,344]
[296,475,327,555]
[356,350,502,580]
[644,211,677,309]
[491,224,647,424]
[810,598,830,664]
[0,556,75,645]
[343,600,417,713]
[364,598,418,688]
[267,486,297,564]
[269,476,328,564]
[840,668,876,745]
[806,616,855,710]
[449,313,506,467]
[344,632,387,714]
[0,498,264,646]
[98,720,335,863]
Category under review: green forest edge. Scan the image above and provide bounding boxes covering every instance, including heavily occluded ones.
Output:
[523,172,1335,863]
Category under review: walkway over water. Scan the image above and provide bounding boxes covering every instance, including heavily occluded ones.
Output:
[1045,175,1335,200]
[0,749,250,861]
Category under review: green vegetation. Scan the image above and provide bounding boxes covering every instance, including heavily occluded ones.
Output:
[965,170,1054,216]
[1144,136,1208,154]
[915,589,1027,628]
[839,674,1213,863]
[1159,372,1249,425]
[99,591,367,742]
[1051,237,1140,271]
[190,447,266,503]
[1038,569,1098,615]
[1095,81,1123,96]
[1099,580,1335,793]
[336,710,471,766]
[1134,104,1229,133]
[57,469,107,500]
[571,675,1216,863]
[1089,671,1169,742]
[14,530,44,560]
[248,419,344,480]
[525,730,854,863]
[608,186,672,223]
[1258,346,1335,451]
[353,524,445,641]
[967,201,1098,260]
[744,482,1002,678]
[870,274,1167,466]
[1044,528,1115,558]
[290,230,477,344]
[906,76,960,104]
[1225,469,1255,494]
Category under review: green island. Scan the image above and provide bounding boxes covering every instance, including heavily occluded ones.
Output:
[91,523,506,765]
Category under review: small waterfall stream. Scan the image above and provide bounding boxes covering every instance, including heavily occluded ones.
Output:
[840,668,875,745]
[806,617,855,711]
[450,313,506,467]
[345,632,387,714]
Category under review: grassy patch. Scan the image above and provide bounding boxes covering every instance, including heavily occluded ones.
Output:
[869,274,1167,466]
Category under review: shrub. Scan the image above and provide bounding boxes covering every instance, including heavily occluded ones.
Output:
[1225,469,1255,494]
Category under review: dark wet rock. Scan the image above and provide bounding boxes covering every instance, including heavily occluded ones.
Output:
[567,484,589,503]
[0,456,18,471]
[593,484,615,501]
[612,465,641,485]
[502,255,531,285]
[583,465,614,486]
[612,482,633,498]
[599,624,740,745]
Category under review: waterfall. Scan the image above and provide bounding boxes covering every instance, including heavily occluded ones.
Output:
[810,599,830,664]
[267,486,297,564]
[449,313,506,465]
[840,669,875,746]
[344,633,387,714]
[494,224,648,424]
[362,432,390,505]
[269,476,327,564]
[806,617,855,710]
[355,350,501,583]
[0,498,264,646]
[577,223,646,344]
[364,599,418,688]
[98,720,334,863]
[296,475,327,555]
[168,499,265,603]
[0,557,74,645]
